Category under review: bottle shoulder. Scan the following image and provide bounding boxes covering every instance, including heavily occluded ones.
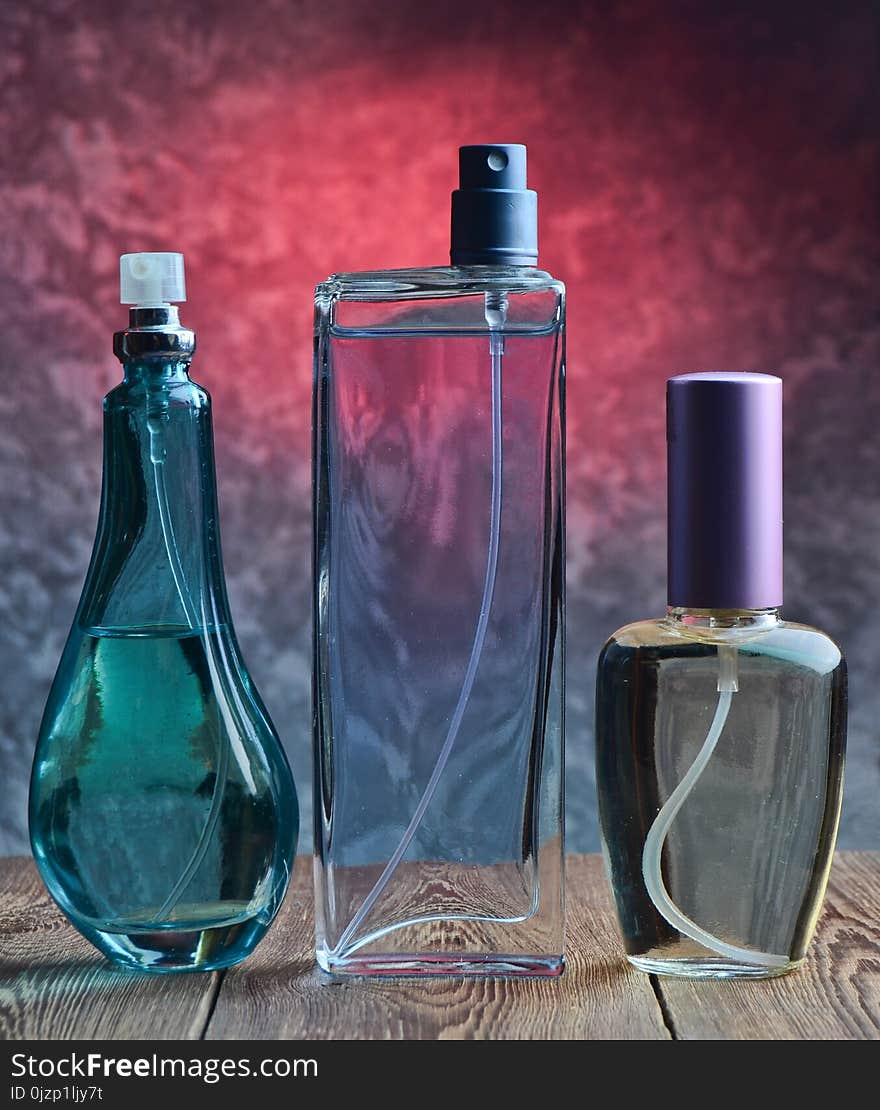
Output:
[600,617,843,674]
[105,372,210,411]
[316,268,564,336]
[316,266,564,301]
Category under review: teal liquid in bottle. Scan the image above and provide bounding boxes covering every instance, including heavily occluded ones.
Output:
[30,253,298,972]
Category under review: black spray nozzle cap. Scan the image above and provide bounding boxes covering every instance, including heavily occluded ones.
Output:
[450,144,538,266]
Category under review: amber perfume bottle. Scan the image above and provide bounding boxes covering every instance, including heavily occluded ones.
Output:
[596,373,846,978]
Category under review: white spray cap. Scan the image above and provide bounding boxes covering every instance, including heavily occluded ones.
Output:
[120,252,186,306]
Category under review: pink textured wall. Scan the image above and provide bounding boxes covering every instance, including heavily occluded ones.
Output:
[1,0,878,850]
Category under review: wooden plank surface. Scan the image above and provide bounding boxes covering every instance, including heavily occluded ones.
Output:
[206,855,669,1040]
[655,852,880,1040]
[0,858,219,1040]
[0,853,877,1040]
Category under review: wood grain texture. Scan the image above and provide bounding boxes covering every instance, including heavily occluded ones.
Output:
[1,853,877,1041]
[0,858,219,1040]
[655,852,880,1040]
[205,855,670,1040]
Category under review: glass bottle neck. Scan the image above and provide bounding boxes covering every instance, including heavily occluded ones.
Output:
[122,357,192,385]
[665,606,781,639]
[79,359,226,634]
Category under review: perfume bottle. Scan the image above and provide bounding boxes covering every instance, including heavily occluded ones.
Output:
[30,253,298,972]
[596,372,846,979]
[313,145,565,975]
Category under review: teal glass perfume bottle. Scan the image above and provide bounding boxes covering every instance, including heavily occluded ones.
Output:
[30,253,298,972]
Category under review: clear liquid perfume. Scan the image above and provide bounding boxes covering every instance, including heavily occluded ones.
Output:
[596,373,846,978]
[30,254,298,972]
[313,145,565,975]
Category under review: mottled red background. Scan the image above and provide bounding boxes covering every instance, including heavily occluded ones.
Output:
[1,0,877,851]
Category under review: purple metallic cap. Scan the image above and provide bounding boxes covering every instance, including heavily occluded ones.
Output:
[667,372,783,610]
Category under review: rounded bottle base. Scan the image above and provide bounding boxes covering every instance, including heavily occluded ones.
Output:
[79,913,273,973]
[627,954,802,980]
[317,949,565,978]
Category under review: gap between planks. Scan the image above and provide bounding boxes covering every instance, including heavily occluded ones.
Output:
[198,970,227,1040]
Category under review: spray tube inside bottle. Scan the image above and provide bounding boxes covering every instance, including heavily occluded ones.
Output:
[330,290,509,960]
[642,643,788,968]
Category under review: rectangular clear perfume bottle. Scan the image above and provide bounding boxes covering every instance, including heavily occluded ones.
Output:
[312,146,564,975]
